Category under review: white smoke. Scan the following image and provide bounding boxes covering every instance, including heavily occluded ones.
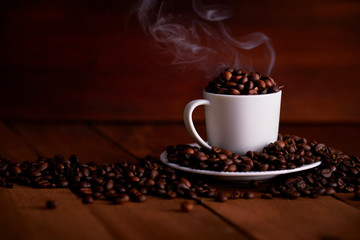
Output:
[136,0,275,78]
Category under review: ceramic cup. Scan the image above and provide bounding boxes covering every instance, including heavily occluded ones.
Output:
[184,91,282,155]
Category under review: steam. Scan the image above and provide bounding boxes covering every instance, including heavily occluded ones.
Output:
[136,0,275,78]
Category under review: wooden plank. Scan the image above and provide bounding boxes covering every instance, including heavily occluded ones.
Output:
[203,197,360,240]
[0,1,360,122]
[11,123,135,164]
[94,123,206,158]
[10,122,248,240]
[87,196,247,240]
[0,121,37,161]
[0,186,114,240]
[335,193,360,210]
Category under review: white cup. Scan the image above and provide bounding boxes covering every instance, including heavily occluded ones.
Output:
[184,91,282,155]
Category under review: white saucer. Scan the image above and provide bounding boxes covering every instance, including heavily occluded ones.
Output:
[160,143,321,182]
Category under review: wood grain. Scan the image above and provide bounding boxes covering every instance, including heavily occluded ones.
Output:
[335,193,360,210]
[0,121,37,161]
[10,123,135,163]
[0,0,359,122]
[0,186,115,240]
[204,197,360,240]
[93,123,206,158]
[87,196,247,240]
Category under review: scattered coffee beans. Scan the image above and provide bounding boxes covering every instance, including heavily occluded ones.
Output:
[0,154,217,205]
[205,68,283,95]
[181,201,194,212]
[46,200,57,209]
[0,133,359,204]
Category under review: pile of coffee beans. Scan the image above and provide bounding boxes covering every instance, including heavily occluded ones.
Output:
[0,134,359,204]
[265,143,360,199]
[0,154,216,205]
[166,134,360,199]
[205,68,283,95]
[166,134,321,172]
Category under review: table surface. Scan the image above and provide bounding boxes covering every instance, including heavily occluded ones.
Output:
[1,121,359,240]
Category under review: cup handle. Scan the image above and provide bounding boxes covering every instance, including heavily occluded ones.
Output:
[183,99,212,150]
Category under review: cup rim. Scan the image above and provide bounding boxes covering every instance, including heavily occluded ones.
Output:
[204,90,282,98]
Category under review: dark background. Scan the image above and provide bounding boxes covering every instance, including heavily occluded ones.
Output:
[0,0,359,123]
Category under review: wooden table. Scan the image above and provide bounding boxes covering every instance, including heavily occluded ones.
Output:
[1,120,359,240]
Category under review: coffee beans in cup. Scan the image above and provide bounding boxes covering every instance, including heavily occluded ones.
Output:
[205,68,284,95]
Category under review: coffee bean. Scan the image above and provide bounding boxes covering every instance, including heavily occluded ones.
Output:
[83,195,94,204]
[256,80,266,89]
[129,176,140,183]
[113,194,130,204]
[261,193,273,199]
[135,194,146,202]
[222,71,232,81]
[321,169,332,178]
[181,201,194,212]
[228,89,241,95]
[215,192,228,202]
[180,178,191,188]
[264,78,273,88]
[228,164,237,172]
[46,200,57,209]
[183,148,195,155]
[57,179,69,188]
[325,187,336,195]
[260,164,269,171]
[243,192,255,199]
[230,191,242,199]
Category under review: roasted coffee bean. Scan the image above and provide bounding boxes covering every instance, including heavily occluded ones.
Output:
[228,164,237,172]
[256,80,266,89]
[180,178,191,188]
[228,89,241,95]
[57,179,69,188]
[215,192,228,202]
[222,71,232,81]
[113,194,130,204]
[261,193,273,199]
[134,194,146,202]
[325,187,336,195]
[243,192,255,199]
[82,195,94,204]
[230,191,242,199]
[46,200,57,209]
[260,164,269,171]
[181,201,194,212]
[321,169,332,178]
[264,78,273,88]
[183,148,195,155]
